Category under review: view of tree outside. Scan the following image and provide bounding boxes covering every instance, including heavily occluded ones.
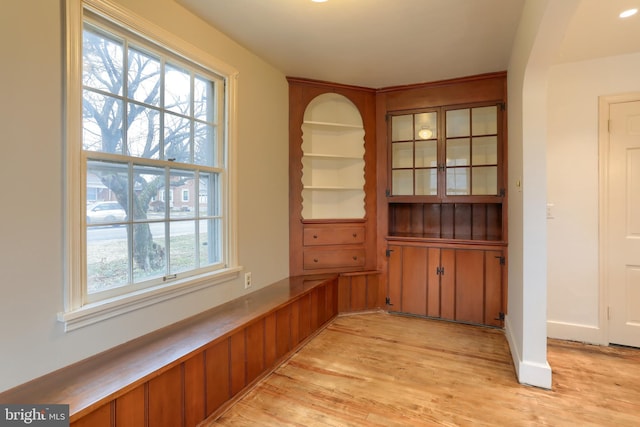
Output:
[82,20,224,297]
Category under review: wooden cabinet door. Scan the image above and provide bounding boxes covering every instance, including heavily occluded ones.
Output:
[455,250,485,324]
[387,244,503,327]
[387,245,402,312]
[401,246,428,316]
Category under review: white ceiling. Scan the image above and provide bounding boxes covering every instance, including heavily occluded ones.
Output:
[177,0,640,89]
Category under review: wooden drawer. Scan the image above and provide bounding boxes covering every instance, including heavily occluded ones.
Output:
[303,226,365,246]
[303,247,365,270]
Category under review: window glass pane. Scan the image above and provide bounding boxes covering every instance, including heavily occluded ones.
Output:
[414,112,437,140]
[472,166,498,195]
[194,76,214,123]
[415,169,437,195]
[392,170,413,195]
[199,172,219,216]
[446,167,470,195]
[170,170,196,219]
[133,165,165,221]
[170,220,196,274]
[83,91,123,154]
[472,136,498,165]
[86,226,129,294]
[199,218,221,267]
[133,222,166,282]
[194,122,216,166]
[128,48,160,106]
[392,142,413,168]
[415,140,437,167]
[86,160,129,222]
[446,139,470,166]
[83,27,123,95]
[446,109,470,138]
[127,103,160,158]
[391,115,413,141]
[165,63,190,115]
[164,113,191,162]
[472,106,497,136]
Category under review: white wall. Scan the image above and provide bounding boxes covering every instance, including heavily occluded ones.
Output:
[506,0,578,389]
[547,52,640,344]
[0,0,289,392]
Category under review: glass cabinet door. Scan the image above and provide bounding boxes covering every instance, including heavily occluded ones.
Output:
[445,105,498,196]
[390,111,438,196]
[389,104,499,198]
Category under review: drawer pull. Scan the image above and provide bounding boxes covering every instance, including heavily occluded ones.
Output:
[313,258,319,263]
[313,234,318,239]
[352,256,358,261]
[352,233,357,238]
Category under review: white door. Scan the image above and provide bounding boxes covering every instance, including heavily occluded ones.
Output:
[608,100,640,347]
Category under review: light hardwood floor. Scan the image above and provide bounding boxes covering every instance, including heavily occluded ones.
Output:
[203,312,640,426]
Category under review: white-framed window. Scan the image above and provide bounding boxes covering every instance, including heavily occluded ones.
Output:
[182,189,190,202]
[60,0,239,331]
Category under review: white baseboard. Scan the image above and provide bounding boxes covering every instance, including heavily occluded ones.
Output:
[547,320,607,345]
[504,314,552,389]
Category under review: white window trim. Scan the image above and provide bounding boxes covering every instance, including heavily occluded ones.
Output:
[60,0,240,332]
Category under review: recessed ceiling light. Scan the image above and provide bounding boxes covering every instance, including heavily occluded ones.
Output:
[619,8,638,18]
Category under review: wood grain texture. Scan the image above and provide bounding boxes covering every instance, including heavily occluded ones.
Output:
[205,312,640,427]
[0,276,338,422]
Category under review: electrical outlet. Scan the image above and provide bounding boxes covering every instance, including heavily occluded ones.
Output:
[244,272,252,289]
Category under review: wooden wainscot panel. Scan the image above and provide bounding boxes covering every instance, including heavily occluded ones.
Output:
[275,305,292,359]
[290,298,301,346]
[71,402,111,427]
[115,385,145,427]
[184,352,206,427]
[205,339,230,416]
[148,364,183,427]
[245,319,265,385]
[298,293,312,342]
[264,312,277,368]
[338,271,382,313]
[229,330,247,398]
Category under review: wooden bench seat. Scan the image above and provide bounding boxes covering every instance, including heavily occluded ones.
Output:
[0,274,339,426]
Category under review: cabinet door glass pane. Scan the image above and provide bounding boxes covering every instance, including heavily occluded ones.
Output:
[415,140,437,167]
[472,106,497,135]
[415,169,437,195]
[392,170,413,195]
[446,139,470,166]
[446,109,470,138]
[472,136,497,165]
[392,115,413,141]
[415,112,437,140]
[446,168,470,195]
[472,166,497,195]
[392,142,414,168]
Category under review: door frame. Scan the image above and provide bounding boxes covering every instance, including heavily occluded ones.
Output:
[598,92,640,345]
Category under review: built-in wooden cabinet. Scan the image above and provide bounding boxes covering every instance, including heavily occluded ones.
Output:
[288,78,377,276]
[378,72,508,327]
[387,243,504,327]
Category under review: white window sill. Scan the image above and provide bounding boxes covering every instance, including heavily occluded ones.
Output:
[58,267,242,332]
